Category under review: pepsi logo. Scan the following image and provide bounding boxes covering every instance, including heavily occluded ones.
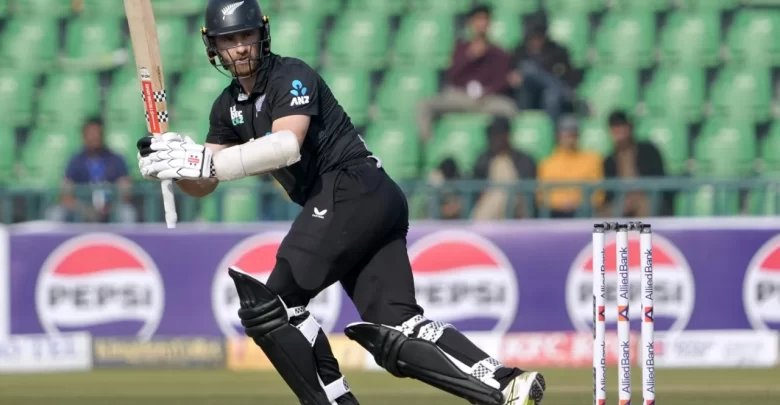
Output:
[212,232,342,337]
[567,232,695,332]
[36,233,164,341]
[743,234,780,330]
[408,230,519,333]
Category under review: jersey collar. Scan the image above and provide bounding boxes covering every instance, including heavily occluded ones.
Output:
[230,54,278,102]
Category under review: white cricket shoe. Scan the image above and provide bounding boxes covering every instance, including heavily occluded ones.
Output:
[501,371,545,405]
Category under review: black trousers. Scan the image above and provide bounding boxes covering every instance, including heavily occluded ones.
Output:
[267,157,423,325]
[264,158,511,394]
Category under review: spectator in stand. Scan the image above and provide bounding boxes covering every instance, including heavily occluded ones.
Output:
[600,111,671,217]
[46,117,136,223]
[425,158,464,220]
[508,13,582,123]
[416,4,518,142]
[471,116,537,219]
[537,115,603,217]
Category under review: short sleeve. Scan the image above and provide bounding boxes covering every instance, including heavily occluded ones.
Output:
[269,64,320,121]
[205,95,242,145]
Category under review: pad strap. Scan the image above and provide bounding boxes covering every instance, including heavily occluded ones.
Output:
[287,305,307,318]
[322,376,350,403]
[470,358,503,389]
[399,315,426,336]
[398,315,452,343]
[296,315,321,347]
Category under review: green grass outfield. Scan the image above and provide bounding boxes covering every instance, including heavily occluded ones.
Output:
[1,367,779,405]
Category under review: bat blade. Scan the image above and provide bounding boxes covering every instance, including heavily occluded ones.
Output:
[124,0,169,136]
[124,0,177,228]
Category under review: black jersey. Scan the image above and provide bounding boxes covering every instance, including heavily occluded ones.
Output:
[205,54,370,205]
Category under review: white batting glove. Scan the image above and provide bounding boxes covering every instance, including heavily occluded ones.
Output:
[139,132,214,181]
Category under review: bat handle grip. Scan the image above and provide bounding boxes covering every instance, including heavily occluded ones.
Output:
[161,179,178,228]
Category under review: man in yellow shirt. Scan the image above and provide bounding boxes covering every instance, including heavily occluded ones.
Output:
[537,115,603,217]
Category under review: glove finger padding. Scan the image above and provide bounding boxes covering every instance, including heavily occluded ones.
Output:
[136,135,155,157]
[137,153,161,181]
[238,303,288,338]
[160,132,184,142]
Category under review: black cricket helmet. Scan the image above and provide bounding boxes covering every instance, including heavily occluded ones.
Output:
[201,0,271,78]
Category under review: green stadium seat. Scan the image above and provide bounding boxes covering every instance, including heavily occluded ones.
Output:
[0,0,8,17]
[408,0,472,14]
[710,66,772,123]
[488,13,523,51]
[510,111,554,163]
[0,70,37,128]
[743,0,780,5]
[393,14,455,69]
[63,17,124,71]
[154,17,188,73]
[175,68,231,122]
[106,67,171,128]
[0,18,59,72]
[0,126,15,182]
[694,121,757,177]
[173,119,209,142]
[200,177,260,222]
[321,68,371,128]
[187,32,215,70]
[758,123,780,175]
[659,10,721,67]
[726,10,780,67]
[21,127,81,186]
[481,0,539,15]
[577,67,639,119]
[578,119,613,157]
[677,0,738,11]
[346,0,407,16]
[375,68,439,121]
[548,13,590,68]
[635,118,689,175]
[13,0,72,17]
[36,73,101,130]
[152,0,207,16]
[594,10,656,68]
[326,12,390,69]
[270,13,322,67]
[747,181,780,215]
[274,0,340,16]
[78,0,127,16]
[610,0,671,10]
[363,120,421,180]
[674,186,741,216]
[426,114,490,175]
[545,0,604,13]
[644,67,705,124]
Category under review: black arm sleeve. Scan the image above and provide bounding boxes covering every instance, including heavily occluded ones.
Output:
[268,63,321,121]
[205,96,242,145]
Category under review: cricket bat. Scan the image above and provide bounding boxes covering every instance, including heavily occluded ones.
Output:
[124,0,178,228]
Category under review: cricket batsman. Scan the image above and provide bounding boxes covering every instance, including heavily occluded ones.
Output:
[136,1,545,404]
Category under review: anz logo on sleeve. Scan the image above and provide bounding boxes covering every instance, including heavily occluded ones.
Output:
[290,80,310,106]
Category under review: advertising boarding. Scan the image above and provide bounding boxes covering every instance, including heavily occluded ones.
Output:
[4,218,780,341]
